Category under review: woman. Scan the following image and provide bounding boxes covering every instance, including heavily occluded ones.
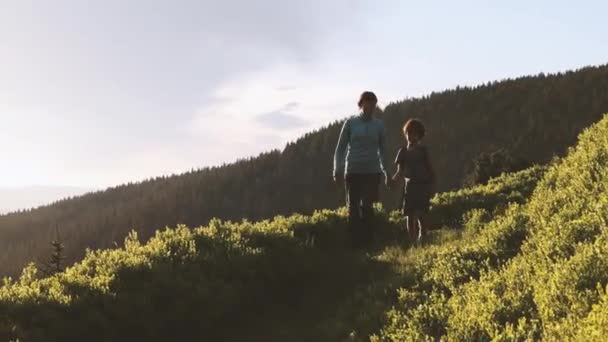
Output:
[333,91,389,249]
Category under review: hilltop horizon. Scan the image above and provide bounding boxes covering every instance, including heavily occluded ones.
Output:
[4,1,608,189]
[5,62,605,202]
[0,185,94,214]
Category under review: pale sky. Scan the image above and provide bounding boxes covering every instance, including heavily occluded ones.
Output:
[1,0,607,188]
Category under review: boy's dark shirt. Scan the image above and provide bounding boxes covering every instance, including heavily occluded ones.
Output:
[395,144,432,184]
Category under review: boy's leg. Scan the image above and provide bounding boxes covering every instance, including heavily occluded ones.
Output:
[418,213,429,239]
[414,186,432,242]
[412,214,424,246]
[345,174,363,248]
[407,214,419,242]
[400,186,409,243]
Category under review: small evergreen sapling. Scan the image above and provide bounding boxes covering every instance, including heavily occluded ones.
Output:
[38,225,66,276]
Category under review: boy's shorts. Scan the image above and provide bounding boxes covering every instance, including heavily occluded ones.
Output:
[402,181,432,215]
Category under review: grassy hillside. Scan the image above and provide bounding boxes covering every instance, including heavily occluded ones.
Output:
[1,64,608,277]
[0,147,561,340]
[2,113,607,341]
[374,113,608,341]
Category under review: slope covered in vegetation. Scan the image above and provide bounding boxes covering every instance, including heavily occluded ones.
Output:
[374,114,608,341]
[2,64,608,277]
[0,159,547,341]
[20,107,608,341]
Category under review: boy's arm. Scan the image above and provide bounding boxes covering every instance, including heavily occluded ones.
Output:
[392,147,403,181]
[392,164,402,181]
[333,119,350,179]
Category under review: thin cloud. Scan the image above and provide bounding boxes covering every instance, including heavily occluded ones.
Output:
[255,102,309,130]
[276,85,297,91]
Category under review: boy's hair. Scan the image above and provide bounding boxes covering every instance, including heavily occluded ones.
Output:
[403,118,426,139]
[358,91,378,107]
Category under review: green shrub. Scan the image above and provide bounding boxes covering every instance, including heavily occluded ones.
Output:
[430,165,546,227]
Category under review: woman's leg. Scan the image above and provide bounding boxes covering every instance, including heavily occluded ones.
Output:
[345,174,363,248]
[360,173,380,247]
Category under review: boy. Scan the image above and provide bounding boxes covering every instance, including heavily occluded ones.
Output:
[392,119,436,243]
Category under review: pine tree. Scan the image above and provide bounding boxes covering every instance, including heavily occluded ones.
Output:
[39,225,66,276]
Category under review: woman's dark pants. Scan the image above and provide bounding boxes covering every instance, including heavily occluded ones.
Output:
[345,173,381,248]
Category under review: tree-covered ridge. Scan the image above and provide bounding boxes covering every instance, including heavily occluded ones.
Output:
[1,63,608,277]
[0,157,545,341]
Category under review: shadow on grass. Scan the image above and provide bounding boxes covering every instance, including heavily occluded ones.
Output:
[1,223,402,342]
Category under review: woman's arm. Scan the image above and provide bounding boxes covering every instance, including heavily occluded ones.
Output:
[378,122,389,180]
[333,119,350,180]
